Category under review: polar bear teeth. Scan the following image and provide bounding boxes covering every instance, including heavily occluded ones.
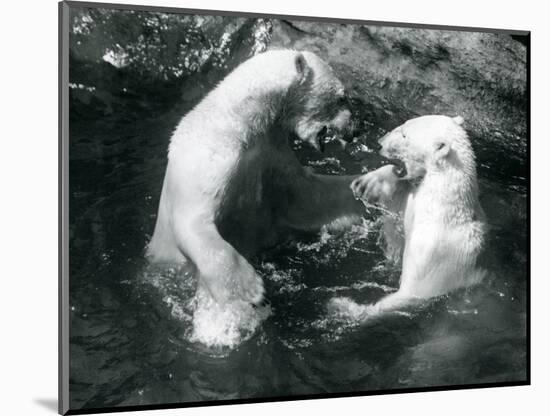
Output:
[317,126,338,152]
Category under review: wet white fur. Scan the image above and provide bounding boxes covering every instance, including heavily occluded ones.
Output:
[337,115,486,316]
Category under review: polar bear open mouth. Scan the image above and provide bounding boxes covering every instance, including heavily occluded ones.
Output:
[316,125,350,152]
[316,126,335,152]
[384,157,407,178]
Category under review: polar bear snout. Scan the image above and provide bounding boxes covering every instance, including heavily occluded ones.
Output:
[375,132,409,178]
[377,130,430,180]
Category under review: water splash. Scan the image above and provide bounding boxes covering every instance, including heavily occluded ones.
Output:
[327,296,379,321]
[140,262,272,350]
[189,287,271,349]
[291,218,377,265]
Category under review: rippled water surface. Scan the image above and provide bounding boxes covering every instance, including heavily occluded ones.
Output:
[68,66,528,413]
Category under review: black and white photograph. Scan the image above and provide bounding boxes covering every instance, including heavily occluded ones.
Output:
[59,1,529,414]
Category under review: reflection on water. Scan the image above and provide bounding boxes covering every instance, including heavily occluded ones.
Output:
[68,67,527,414]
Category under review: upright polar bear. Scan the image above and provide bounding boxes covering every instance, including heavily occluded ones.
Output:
[147,50,363,345]
[333,115,486,317]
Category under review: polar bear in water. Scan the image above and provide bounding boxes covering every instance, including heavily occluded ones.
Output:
[331,115,486,317]
[147,50,363,346]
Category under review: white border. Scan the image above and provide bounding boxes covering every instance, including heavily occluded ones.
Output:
[2,0,547,415]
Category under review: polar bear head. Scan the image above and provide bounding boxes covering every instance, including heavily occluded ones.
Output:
[211,50,352,152]
[377,115,475,179]
[285,51,352,151]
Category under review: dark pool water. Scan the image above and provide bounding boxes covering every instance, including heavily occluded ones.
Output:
[68,79,528,411]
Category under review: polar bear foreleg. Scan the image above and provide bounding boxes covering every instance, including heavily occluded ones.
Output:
[173,216,265,306]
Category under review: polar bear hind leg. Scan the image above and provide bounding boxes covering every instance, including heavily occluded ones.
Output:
[173,215,265,306]
[171,213,269,347]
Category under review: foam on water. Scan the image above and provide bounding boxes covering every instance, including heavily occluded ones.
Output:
[140,262,272,350]
[189,287,271,349]
[312,280,395,294]
[291,218,377,266]
[138,210,484,350]
[327,296,381,321]
[261,263,307,294]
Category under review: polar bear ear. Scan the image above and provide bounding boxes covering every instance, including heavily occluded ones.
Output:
[452,116,464,125]
[434,140,451,160]
[295,53,310,82]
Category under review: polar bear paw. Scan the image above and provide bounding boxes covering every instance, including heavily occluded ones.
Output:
[351,165,399,203]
